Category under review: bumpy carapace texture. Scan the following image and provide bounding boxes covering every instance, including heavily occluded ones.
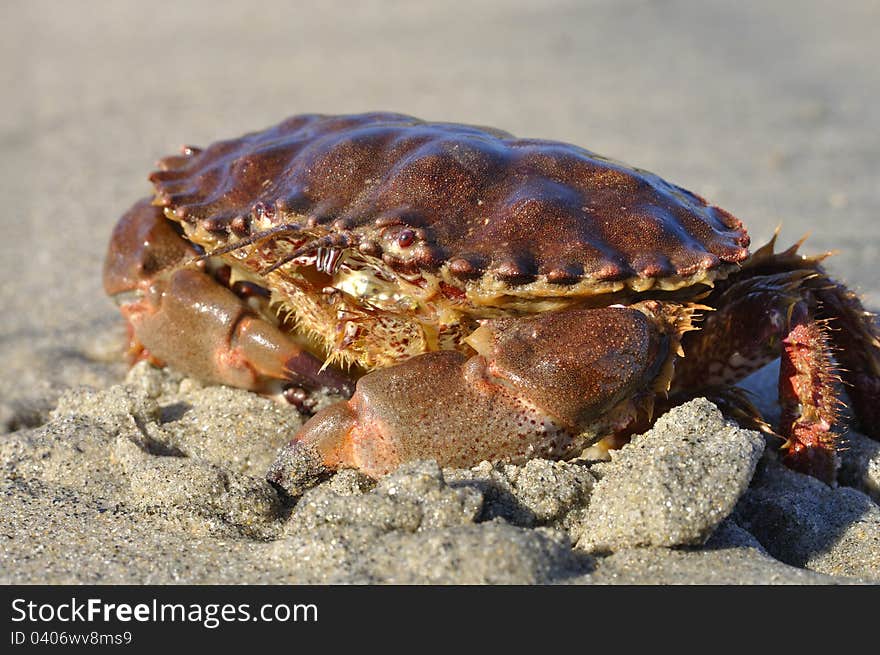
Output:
[150,112,749,290]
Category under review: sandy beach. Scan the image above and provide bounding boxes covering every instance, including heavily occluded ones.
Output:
[2,0,878,584]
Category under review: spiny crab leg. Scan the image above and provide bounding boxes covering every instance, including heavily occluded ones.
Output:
[811,282,880,439]
[673,269,818,390]
[750,237,880,451]
[280,302,699,478]
[673,236,880,483]
[672,262,840,480]
[778,319,841,482]
[103,199,353,400]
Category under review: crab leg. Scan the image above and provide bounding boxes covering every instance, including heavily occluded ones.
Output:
[736,237,880,442]
[674,238,880,483]
[777,318,840,482]
[811,282,880,438]
[674,269,841,481]
[282,302,697,477]
[104,199,353,399]
[673,269,817,390]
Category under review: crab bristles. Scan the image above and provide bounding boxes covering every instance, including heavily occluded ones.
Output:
[812,282,880,437]
[779,321,841,483]
[641,302,706,410]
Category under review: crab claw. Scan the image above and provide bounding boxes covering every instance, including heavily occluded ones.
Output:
[287,302,697,477]
[104,199,353,398]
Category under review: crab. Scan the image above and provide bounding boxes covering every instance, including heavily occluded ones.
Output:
[104,112,880,484]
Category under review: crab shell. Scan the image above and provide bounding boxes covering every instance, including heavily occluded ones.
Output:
[146,112,750,369]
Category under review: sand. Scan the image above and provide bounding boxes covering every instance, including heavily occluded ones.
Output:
[2,1,879,584]
[3,364,878,584]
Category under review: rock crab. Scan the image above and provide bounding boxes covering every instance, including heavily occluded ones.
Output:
[104,112,880,484]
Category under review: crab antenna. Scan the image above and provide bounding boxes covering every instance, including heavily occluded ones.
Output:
[198,223,303,259]
[262,232,356,274]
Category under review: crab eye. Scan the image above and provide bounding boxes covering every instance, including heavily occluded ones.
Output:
[397,229,415,248]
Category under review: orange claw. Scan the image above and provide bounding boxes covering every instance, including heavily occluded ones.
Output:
[291,303,696,477]
[104,199,353,399]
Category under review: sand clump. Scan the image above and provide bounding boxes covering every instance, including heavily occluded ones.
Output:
[2,362,879,584]
[734,461,880,580]
[838,429,880,502]
[272,461,588,584]
[574,399,765,552]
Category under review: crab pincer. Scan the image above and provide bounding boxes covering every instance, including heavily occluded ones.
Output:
[287,302,697,477]
[103,199,352,401]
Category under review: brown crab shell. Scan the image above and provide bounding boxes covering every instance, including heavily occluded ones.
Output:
[148,112,750,298]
